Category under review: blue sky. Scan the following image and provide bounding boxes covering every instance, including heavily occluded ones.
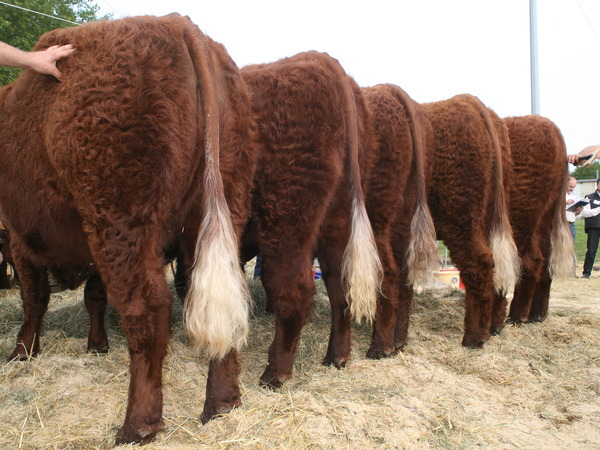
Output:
[95,0,600,156]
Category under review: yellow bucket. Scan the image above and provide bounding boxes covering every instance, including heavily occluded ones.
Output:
[434,270,463,289]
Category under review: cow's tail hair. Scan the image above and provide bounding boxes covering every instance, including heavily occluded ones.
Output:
[549,201,575,279]
[390,86,438,287]
[343,197,382,324]
[321,53,382,324]
[182,24,250,359]
[489,205,520,295]
[470,96,520,294]
[549,140,575,279]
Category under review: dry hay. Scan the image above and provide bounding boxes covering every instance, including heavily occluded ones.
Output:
[0,264,599,449]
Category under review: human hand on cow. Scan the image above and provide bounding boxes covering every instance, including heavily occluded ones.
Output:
[0,41,74,81]
[22,45,75,80]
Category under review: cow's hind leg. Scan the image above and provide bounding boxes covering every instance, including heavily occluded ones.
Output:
[507,251,542,324]
[0,259,9,289]
[8,254,49,361]
[112,270,171,445]
[491,291,508,335]
[200,350,242,423]
[367,234,401,359]
[507,275,536,325]
[259,248,315,389]
[86,229,172,445]
[449,237,495,348]
[527,267,552,323]
[318,222,353,369]
[388,218,415,355]
[527,237,553,323]
[393,263,413,353]
[84,272,109,354]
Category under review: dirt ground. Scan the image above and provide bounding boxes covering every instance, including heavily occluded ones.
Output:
[0,265,598,449]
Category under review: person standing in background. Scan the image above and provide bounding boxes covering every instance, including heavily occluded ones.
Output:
[566,177,580,277]
[566,176,579,241]
[581,178,600,278]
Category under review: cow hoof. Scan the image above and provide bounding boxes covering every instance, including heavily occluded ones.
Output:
[259,372,289,390]
[7,353,28,362]
[394,340,406,353]
[507,318,524,326]
[87,344,109,354]
[87,334,109,354]
[7,348,37,362]
[259,378,283,390]
[115,419,163,445]
[461,337,485,349]
[200,404,238,424]
[491,323,506,335]
[527,315,546,323]
[321,356,347,369]
[87,347,109,355]
[366,347,396,360]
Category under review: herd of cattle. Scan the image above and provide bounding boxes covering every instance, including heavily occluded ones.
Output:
[0,14,574,444]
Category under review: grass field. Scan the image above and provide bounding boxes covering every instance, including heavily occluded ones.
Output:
[574,219,588,262]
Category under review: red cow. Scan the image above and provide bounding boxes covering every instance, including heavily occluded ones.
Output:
[0,15,257,445]
[494,115,573,328]
[238,51,382,387]
[324,83,439,362]
[421,94,520,348]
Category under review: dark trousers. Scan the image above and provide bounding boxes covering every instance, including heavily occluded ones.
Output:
[583,228,600,276]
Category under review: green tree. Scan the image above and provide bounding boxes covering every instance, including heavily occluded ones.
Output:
[571,162,600,180]
[0,0,110,85]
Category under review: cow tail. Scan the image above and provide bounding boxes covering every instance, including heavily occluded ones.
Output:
[549,138,575,279]
[343,83,382,324]
[181,24,250,359]
[391,86,438,287]
[323,54,382,324]
[472,96,520,294]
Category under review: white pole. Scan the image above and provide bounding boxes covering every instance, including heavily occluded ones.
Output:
[530,0,540,114]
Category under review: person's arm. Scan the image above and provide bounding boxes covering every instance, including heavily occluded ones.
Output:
[578,204,600,218]
[568,145,600,167]
[0,41,74,80]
